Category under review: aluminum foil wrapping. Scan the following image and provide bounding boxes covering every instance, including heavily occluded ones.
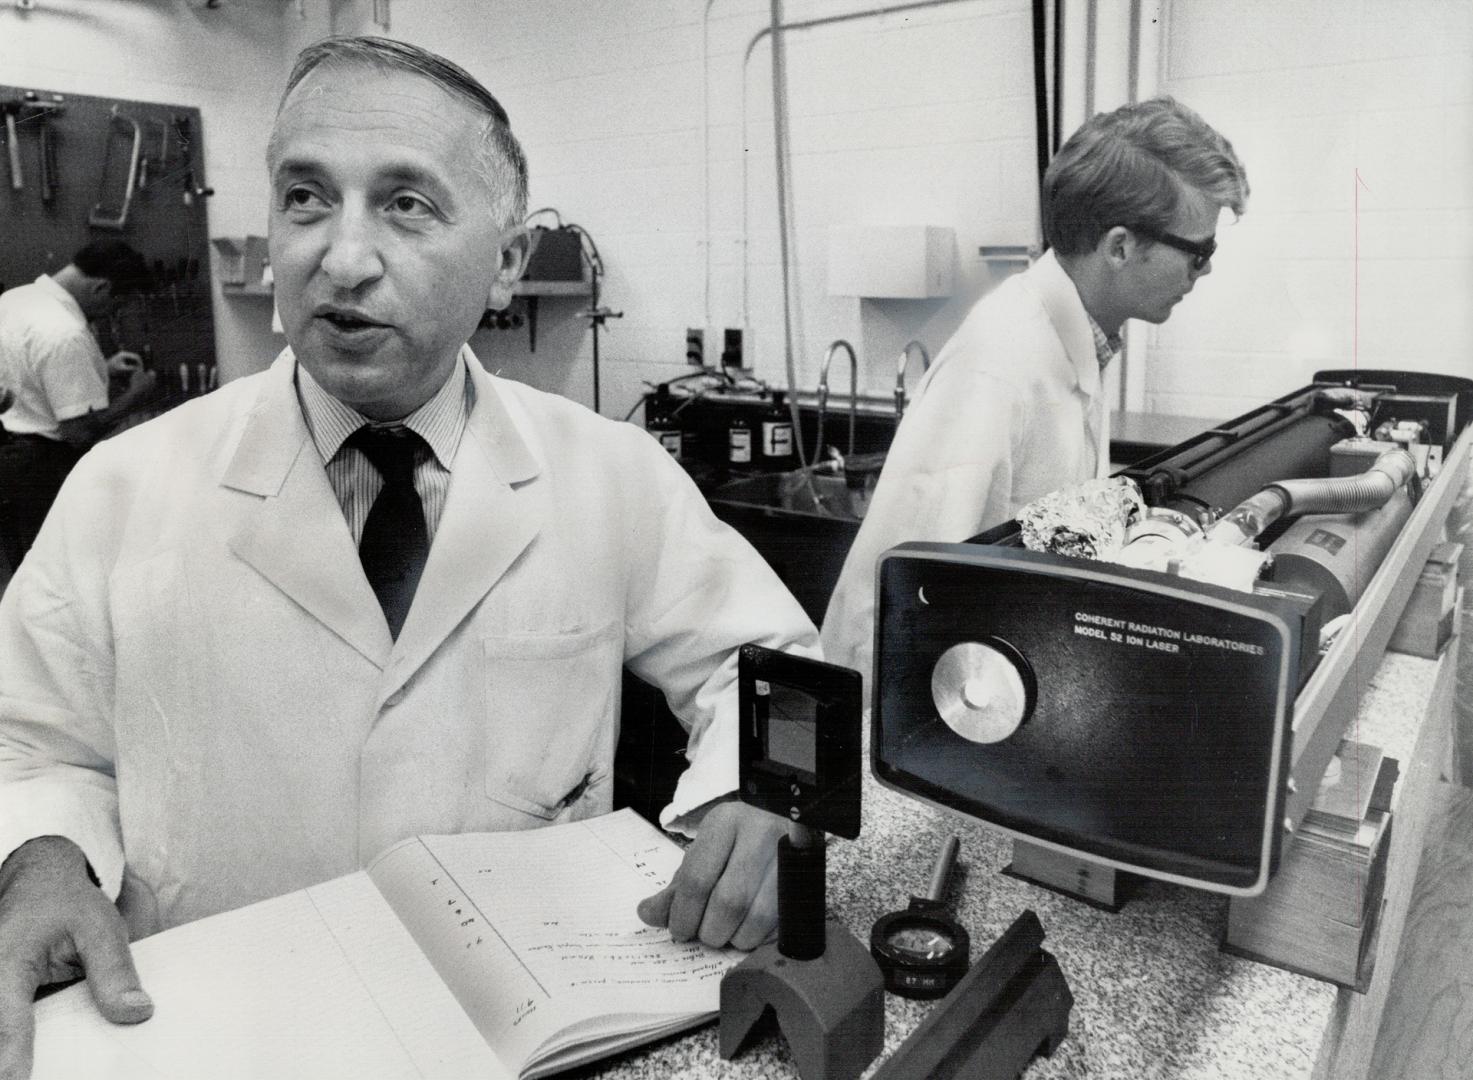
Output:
[1017,477,1146,560]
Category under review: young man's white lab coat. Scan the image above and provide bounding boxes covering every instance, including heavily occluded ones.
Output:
[821,251,1111,689]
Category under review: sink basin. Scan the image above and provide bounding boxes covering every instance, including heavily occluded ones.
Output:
[704,467,871,624]
[712,470,869,520]
[710,454,885,521]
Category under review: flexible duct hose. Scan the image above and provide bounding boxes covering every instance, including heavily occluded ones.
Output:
[1275,448,1416,514]
[1207,448,1417,547]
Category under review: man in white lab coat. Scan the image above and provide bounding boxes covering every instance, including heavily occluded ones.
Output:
[821,97,1249,689]
[0,241,159,567]
[0,38,816,1076]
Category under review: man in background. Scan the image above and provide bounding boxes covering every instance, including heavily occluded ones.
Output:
[0,240,159,566]
[0,37,813,1079]
[822,96,1249,689]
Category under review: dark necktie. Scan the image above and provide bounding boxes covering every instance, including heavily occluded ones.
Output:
[348,425,429,640]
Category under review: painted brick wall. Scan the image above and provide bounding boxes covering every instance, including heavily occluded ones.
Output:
[20,2,1461,421]
[1148,0,1473,420]
[333,0,1040,420]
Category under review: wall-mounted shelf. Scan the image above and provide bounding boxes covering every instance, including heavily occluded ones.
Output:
[506,277,593,351]
[208,267,594,350]
[217,278,592,299]
[514,279,591,297]
[978,244,1040,266]
[212,235,271,294]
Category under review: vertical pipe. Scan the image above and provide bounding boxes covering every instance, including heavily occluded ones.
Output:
[1084,0,1097,119]
[768,0,811,469]
[739,1,973,375]
[1127,0,1141,103]
[1032,0,1051,217]
[1051,0,1064,154]
[702,0,715,335]
[591,274,602,415]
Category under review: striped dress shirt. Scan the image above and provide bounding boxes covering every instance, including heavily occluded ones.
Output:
[296,359,473,546]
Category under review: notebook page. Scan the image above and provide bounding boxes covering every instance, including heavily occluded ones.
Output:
[307,872,516,1078]
[428,810,737,1017]
[368,810,739,1072]
[32,872,511,1080]
[368,836,555,1070]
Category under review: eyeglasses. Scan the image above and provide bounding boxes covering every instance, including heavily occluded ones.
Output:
[1128,225,1216,271]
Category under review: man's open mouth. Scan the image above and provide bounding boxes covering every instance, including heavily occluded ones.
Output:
[315,307,389,332]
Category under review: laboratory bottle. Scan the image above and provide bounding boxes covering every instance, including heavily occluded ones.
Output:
[759,391,796,471]
[728,409,754,468]
[645,386,682,459]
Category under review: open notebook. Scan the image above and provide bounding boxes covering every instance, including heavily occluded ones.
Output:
[32,809,740,1080]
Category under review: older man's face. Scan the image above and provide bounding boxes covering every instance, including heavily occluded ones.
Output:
[267,65,512,419]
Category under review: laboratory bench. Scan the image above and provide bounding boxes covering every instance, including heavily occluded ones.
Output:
[663,396,1220,626]
[1110,410,1225,468]
[600,638,1458,1080]
[658,388,1216,484]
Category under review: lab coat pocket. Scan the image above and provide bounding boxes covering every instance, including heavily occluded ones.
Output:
[482,623,620,820]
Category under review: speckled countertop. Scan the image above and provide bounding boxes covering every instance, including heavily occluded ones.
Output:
[577,650,1439,1080]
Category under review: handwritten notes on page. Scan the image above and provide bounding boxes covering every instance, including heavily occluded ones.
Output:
[368,808,741,1074]
[31,872,513,1080]
[30,809,734,1080]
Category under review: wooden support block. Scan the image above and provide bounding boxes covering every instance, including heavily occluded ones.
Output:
[1388,544,1462,658]
[1226,644,1456,1045]
[1222,809,1392,990]
[1005,841,1127,911]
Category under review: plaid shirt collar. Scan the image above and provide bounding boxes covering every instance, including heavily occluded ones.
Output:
[1086,313,1123,370]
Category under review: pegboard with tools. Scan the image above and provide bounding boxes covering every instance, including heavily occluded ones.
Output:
[0,84,217,415]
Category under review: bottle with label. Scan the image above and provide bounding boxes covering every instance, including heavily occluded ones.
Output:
[759,391,796,471]
[728,409,754,468]
[644,386,682,460]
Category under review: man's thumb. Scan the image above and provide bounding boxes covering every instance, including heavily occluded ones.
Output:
[76,924,152,1026]
[636,882,676,929]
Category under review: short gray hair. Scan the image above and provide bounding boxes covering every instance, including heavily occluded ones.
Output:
[271,35,529,229]
[1042,96,1248,256]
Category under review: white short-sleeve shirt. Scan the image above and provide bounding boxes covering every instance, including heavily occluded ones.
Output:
[0,274,108,439]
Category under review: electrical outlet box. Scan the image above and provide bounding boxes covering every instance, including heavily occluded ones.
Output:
[721,328,744,372]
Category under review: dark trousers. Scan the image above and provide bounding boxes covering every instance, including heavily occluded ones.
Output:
[0,434,83,570]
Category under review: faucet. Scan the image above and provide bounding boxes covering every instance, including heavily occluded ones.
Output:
[894,339,930,420]
[816,339,858,463]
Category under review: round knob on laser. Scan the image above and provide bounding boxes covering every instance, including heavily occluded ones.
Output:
[960,676,991,711]
[931,641,1031,744]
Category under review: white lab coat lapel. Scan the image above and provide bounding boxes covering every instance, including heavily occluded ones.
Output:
[1031,250,1108,477]
[222,355,394,668]
[379,352,543,704]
